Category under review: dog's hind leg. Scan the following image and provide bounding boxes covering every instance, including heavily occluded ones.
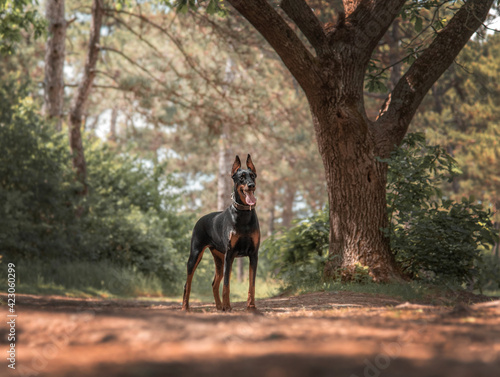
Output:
[182,241,206,311]
[210,248,224,310]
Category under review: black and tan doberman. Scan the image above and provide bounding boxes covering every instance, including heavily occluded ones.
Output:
[182,154,260,312]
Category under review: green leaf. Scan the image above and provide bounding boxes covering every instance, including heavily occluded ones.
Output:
[206,0,218,14]
[175,0,190,13]
[414,17,423,33]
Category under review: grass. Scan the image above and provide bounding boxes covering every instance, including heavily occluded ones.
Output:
[481,289,500,297]
[178,252,281,302]
[280,279,500,305]
[0,257,281,301]
[2,259,165,298]
[279,279,430,302]
[182,277,280,303]
[2,256,496,304]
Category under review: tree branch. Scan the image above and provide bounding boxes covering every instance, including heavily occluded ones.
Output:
[375,0,494,149]
[280,0,327,55]
[226,0,321,96]
[342,0,406,61]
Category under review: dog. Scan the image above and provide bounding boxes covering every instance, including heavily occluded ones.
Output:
[182,154,260,312]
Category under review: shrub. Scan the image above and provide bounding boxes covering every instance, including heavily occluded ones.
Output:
[381,133,498,286]
[260,208,330,289]
[262,133,499,290]
[0,79,192,295]
[0,81,80,259]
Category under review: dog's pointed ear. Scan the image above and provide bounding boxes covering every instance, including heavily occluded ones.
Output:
[246,154,257,176]
[231,155,241,177]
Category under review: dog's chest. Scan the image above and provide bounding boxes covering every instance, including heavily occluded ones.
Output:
[227,217,260,256]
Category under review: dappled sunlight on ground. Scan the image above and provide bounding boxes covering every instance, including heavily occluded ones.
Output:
[1,292,499,377]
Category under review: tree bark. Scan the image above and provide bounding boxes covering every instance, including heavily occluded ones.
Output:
[68,0,103,197]
[310,97,399,281]
[43,0,66,131]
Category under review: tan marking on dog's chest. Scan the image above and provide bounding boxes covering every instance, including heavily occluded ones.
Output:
[251,230,260,248]
[229,231,239,249]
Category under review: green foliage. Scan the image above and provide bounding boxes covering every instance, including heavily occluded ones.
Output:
[0,78,80,259]
[475,252,500,292]
[0,0,45,54]
[175,0,226,16]
[0,78,192,295]
[365,58,389,93]
[262,133,498,290]
[5,259,164,297]
[380,133,498,286]
[260,208,330,290]
[414,33,500,225]
[80,140,192,291]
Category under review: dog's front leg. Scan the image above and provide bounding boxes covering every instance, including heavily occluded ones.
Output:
[247,254,258,310]
[222,251,235,312]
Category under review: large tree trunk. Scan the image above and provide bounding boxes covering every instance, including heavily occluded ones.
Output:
[68,0,103,197]
[310,101,399,281]
[43,0,66,131]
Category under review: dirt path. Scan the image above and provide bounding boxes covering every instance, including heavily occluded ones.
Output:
[1,292,499,377]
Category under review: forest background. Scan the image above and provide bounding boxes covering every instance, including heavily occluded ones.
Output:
[1,0,499,299]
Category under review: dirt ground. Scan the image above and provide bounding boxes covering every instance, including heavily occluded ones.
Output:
[1,291,499,377]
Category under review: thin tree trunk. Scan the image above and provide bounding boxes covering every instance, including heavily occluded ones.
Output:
[217,127,232,211]
[216,124,245,281]
[268,186,277,236]
[109,107,118,142]
[281,187,295,229]
[43,0,66,131]
[219,57,244,282]
[68,0,103,197]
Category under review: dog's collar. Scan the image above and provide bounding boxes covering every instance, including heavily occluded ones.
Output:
[231,192,256,211]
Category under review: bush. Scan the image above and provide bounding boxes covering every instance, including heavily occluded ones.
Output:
[260,208,330,290]
[381,133,498,286]
[262,133,499,290]
[0,81,80,259]
[0,79,192,295]
[79,140,192,292]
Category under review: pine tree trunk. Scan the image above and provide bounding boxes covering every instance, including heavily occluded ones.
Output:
[216,127,245,281]
[281,187,295,229]
[109,107,118,142]
[43,0,66,131]
[268,186,276,236]
[217,129,232,211]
